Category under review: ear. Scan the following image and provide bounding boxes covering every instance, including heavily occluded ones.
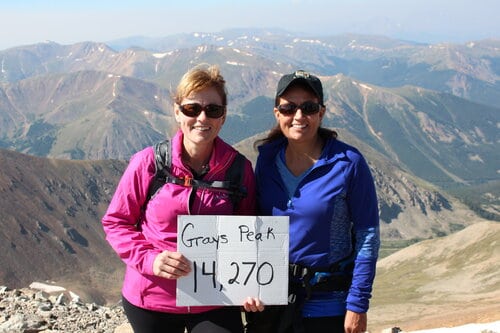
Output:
[174,103,182,122]
[319,105,326,120]
[274,107,280,121]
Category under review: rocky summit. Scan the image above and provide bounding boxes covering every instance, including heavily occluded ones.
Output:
[0,286,129,333]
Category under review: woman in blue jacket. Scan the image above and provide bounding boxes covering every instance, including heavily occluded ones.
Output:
[245,70,380,333]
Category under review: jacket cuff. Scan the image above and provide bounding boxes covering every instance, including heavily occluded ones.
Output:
[143,250,161,276]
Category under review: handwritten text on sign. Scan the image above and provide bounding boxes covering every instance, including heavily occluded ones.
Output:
[176,215,289,306]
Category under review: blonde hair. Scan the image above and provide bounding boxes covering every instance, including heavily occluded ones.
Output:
[174,64,227,105]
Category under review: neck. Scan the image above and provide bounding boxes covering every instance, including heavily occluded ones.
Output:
[286,135,323,160]
[285,135,324,176]
[182,140,213,173]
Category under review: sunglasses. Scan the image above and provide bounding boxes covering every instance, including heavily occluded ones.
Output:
[178,103,226,118]
[276,101,322,116]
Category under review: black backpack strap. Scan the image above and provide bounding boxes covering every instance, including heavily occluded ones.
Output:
[155,139,171,174]
[146,139,171,202]
[224,152,247,209]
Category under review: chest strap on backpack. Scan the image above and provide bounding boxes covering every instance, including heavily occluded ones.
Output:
[146,140,247,210]
[164,171,235,193]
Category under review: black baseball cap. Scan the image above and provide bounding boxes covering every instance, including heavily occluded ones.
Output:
[276,70,324,106]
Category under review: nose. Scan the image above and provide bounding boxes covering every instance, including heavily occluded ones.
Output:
[197,110,209,120]
[294,108,305,118]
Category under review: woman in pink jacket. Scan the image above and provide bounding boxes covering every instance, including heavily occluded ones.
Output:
[102,64,263,333]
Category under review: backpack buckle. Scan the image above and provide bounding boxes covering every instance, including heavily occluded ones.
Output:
[183,176,193,187]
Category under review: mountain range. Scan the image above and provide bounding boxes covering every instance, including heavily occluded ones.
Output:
[1,31,498,188]
[0,29,498,310]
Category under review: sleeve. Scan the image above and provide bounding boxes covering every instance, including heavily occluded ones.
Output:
[101,148,162,276]
[346,151,380,313]
[234,157,257,215]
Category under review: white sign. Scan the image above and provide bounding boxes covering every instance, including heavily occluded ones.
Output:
[176,215,289,306]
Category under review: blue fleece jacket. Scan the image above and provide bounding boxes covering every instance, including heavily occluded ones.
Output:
[255,136,380,316]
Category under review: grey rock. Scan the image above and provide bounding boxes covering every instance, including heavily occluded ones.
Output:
[0,286,127,333]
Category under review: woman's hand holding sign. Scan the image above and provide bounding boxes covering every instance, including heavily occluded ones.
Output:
[153,250,192,279]
[243,297,265,312]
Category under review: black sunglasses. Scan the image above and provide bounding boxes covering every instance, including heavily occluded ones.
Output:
[178,103,226,118]
[276,101,322,116]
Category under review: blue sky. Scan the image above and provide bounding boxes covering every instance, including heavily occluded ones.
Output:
[1,0,499,50]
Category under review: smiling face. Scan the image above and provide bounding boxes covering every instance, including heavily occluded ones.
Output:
[274,84,325,143]
[174,86,226,149]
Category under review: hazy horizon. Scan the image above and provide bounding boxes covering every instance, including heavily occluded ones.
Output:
[1,0,499,51]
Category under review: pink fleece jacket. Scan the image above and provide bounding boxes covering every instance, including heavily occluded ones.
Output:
[102,130,256,313]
